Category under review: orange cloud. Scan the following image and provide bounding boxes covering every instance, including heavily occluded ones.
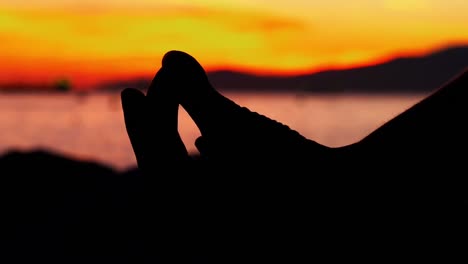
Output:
[0,7,316,87]
[0,3,467,89]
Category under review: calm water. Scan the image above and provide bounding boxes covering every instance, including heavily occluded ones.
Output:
[0,92,427,171]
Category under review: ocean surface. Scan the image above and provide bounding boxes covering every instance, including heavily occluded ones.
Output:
[0,92,428,171]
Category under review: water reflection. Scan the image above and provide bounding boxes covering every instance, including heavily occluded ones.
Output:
[0,92,427,170]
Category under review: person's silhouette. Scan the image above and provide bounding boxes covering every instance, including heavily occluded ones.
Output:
[121,51,467,262]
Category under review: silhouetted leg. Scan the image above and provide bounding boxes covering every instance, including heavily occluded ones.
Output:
[340,69,468,255]
[344,69,468,192]
[356,69,467,160]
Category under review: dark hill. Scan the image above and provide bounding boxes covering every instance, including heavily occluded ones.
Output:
[207,45,468,93]
[99,45,468,93]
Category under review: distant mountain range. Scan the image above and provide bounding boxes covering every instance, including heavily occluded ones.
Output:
[101,45,468,94]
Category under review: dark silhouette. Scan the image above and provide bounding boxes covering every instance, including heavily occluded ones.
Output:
[121,51,467,262]
[0,51,465,263]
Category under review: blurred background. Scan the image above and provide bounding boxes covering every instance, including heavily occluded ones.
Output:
[0,0,467,170]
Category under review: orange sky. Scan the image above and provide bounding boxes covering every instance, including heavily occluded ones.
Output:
[1,0,467,89]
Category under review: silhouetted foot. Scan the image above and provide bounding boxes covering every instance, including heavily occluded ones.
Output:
[160,50,333,168]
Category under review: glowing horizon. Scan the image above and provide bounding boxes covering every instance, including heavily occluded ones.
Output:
[1,1,467,89]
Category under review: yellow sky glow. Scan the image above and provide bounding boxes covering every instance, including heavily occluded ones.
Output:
[0,0,467,88]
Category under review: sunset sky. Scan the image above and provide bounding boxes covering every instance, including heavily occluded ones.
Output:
[1,0,467,89]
